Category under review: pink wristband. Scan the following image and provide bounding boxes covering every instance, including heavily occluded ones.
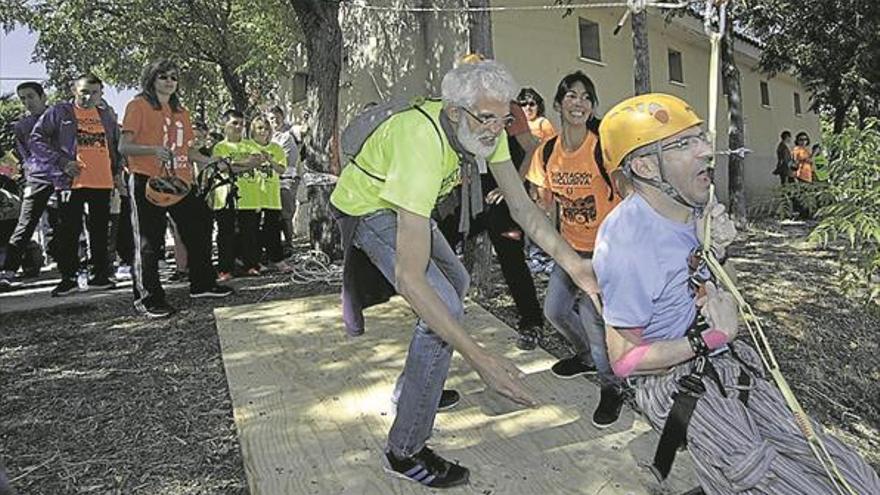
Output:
[702,329,729,350]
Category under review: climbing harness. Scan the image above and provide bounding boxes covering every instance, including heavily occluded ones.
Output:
[698,2,857,493]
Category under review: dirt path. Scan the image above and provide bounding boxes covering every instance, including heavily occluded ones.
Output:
[0,220,877,493]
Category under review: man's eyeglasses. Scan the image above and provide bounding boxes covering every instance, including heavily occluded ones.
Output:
[158,74,179,82]
[660,131,709,152]
[460,106,515,129]
[519,101,537,108]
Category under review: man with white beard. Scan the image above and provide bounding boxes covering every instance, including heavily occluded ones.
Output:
[330,60,600,488]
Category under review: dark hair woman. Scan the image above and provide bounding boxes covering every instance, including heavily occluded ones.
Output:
[118,59,232,318]
[517,87,556,142]
[524,70,624,427]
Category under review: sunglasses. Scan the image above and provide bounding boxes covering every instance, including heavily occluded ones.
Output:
[519,101,537,108]
[157,74,179,82]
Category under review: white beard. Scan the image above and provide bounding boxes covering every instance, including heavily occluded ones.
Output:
[456,118,497,159]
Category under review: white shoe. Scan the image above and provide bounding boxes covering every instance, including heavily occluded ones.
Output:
[115,265,132,280]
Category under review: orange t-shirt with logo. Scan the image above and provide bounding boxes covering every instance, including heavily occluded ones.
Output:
[72,106,113,189]
[526,131,620,252]
[792,145,813,182]
[121,97,195,184]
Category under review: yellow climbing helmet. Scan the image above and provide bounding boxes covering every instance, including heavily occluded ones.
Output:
[599,93,703,171]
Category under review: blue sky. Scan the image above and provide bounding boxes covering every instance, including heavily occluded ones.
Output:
[1,26,136,118]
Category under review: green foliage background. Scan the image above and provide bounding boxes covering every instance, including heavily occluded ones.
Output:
[808,119,880,302]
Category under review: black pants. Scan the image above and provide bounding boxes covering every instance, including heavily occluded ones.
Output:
[2,181,57,273]
[438,173,543,327]
[56,188,111,280]
[130,173,216,305]
[261,209,285,263]
[215,208,261,273]
[778,173,794,186]
[107,194,134,267]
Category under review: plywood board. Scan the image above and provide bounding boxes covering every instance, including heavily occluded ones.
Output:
[215,295,697,494]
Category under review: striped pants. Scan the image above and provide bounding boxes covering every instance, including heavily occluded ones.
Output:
[630,343,880,494]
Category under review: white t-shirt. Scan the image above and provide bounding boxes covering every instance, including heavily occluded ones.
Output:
[593,193,701,342]
[272,126,299,177]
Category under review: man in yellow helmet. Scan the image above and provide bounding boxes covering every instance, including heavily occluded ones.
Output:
[593,93,879,493]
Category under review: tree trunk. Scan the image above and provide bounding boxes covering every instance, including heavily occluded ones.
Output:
[467,0,494,58]
[721,20,747,223]
[832,104,848,134]
[465,0,494,296]
[632,11,651,95]
[291,0,343,258]
[218,63,249,113]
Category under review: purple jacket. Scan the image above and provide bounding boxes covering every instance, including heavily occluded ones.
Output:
[13,113,42,182]
[29,102,122,190]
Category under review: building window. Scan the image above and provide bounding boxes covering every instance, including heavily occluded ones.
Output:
[668,49,684,83]
[579,18,601,62]
[794,92,802,115]
[760,81,770,107]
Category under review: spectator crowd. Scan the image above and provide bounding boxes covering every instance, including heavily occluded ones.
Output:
[0,61,306,318]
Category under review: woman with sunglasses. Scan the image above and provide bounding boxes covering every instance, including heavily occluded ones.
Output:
[518,88,556,143]
[119,59,232,318]
[525,71,624,428]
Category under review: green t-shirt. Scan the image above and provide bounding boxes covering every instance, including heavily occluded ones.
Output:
[246,139,286,210]
[330,100,511,218]
[211,139,263,210]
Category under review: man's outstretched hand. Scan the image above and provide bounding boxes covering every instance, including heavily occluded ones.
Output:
[471,350,538,407]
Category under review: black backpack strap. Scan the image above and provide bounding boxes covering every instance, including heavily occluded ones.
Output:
[542,135,558,166]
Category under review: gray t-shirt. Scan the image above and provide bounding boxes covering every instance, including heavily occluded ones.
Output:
[593,193,700,342]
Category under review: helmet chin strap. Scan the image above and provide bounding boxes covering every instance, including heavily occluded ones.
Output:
[630,142,706,217]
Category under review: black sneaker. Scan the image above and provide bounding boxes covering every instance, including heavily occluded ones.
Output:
[190,284,234,298]
[0,274,13,292]
[437,389,461,412]
[383,446,469,488]
[87,276,116,290]
[51,279,79,297]
[592,386,624,429]
[551,356,597,379]
[134,300,175,319]
[515,323,539,351]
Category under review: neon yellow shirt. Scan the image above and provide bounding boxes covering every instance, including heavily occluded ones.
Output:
[330,100,511,218]
[247,139,285,210]
[211,139,262,210]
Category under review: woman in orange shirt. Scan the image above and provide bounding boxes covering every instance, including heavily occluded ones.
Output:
[792,131,813,183]
[525,71,623,428]
[517,88,556,142]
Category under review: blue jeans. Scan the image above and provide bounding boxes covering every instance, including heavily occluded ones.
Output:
[353,210,470,457]
[543,257,618,386]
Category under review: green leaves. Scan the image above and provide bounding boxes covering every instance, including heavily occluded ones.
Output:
[806,119,880,304]
[7,0,301,116]
[739,0,880,131]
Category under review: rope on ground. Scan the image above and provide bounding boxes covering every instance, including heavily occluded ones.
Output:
[288,250,343,286]
[348,0,689,14]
